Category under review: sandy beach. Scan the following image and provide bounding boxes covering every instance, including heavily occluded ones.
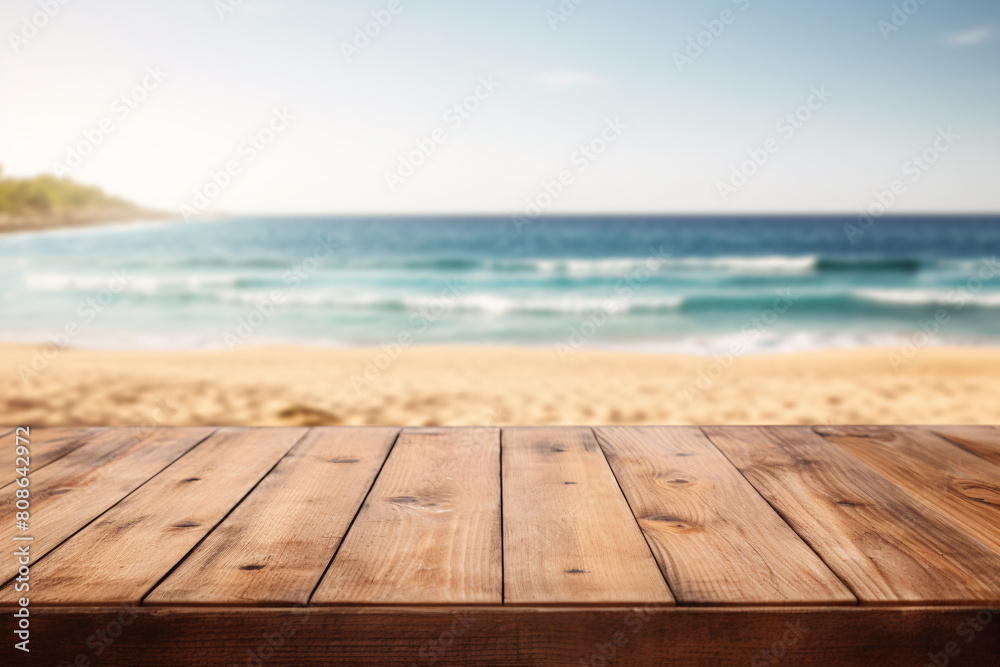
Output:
[3,344,998,427]
[0,208,167,235]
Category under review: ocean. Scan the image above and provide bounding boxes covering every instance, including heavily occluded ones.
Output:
[2,215,999,354]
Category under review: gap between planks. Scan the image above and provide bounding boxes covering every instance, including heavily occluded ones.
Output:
[702,426,1000,607]
[597,426,855,606]
[0,427,218,593]
[5,426,998,610]
[0,427,108,489]
[304,428,404,606]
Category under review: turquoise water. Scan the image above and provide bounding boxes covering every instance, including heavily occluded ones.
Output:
[1,215,999,353]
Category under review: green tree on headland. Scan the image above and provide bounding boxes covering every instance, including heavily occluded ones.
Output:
[0,164,133,216]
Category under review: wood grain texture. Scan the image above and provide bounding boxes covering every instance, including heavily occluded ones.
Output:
[931,426,1000,467]
[1,425,999,665]
[147,427,399,606]
[312,427,501,605]
[704,426,1000,606]
[503,426,674,605]
[0,426,214,585]
[817,426,1000,555]
[0,427,105,488]
[6,606,999,667]
[4,427,306,605]
[596,426,854,606]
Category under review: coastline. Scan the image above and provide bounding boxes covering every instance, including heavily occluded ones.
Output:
[0,207,170,235]
[4,344,999,427]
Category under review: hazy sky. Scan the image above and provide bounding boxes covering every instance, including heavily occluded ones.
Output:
[2,0,998,214]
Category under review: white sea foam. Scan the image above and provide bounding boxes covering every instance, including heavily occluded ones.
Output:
[658,255,820,273]
[854,289,1000,307]
[214,289,687,314]
[24,273,243,292]
[493,255,820,276]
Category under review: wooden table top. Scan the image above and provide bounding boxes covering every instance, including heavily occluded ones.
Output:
[2,425,999,666]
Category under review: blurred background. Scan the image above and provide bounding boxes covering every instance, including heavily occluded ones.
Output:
[1,0,999,427]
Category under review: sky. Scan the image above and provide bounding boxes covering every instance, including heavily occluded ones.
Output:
[1,0,998,215]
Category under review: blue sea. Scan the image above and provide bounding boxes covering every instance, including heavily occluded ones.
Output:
[2,216,999,353]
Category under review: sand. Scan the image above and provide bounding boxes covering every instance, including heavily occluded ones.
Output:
[0,208,167,234]
[2,344,998,427]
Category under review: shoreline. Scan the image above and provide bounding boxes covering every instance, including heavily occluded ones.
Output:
[3,344,999,427]
[3,336,1000,355]
[0,208,171,235]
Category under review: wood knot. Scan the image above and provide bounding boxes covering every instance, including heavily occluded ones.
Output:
[240,564,266,571]
[814,426,895,441]
[647,515,693,530]
[329,458,359,464]
[386,495,451,512]
[565,569,587,574]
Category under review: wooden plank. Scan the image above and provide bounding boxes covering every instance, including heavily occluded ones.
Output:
[815,426,1000,554]
[595,426,855,606]
[4,427,307,606]
[312,427,501,605]
[502,426,674,605]
[147,427,399,606]
[0,426,215,584]
[931,426,1000,467]
[1,427,105,488]
[8,606,1000,667]
[704,426,1000,606]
